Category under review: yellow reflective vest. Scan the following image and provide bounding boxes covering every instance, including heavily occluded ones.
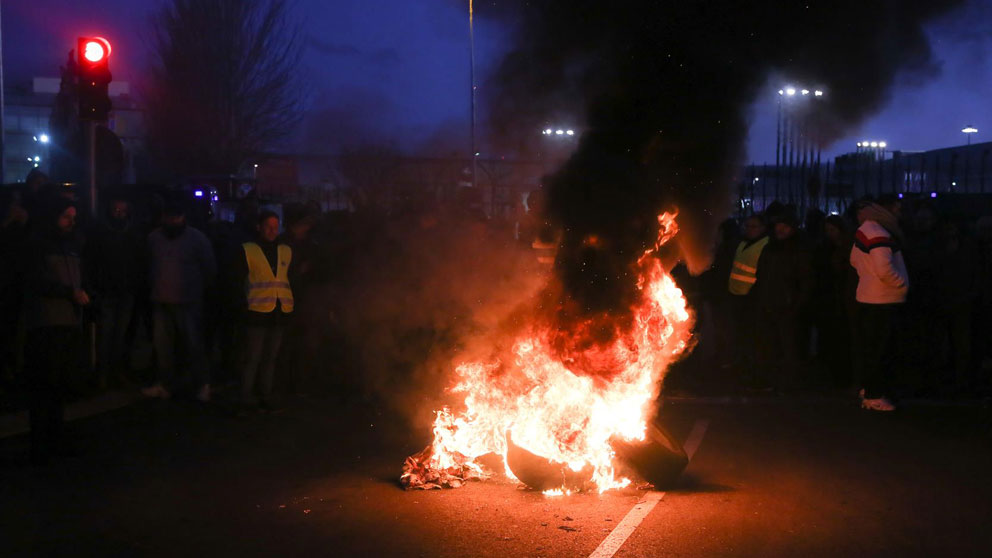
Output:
[728,236,769,295]
[243,242,294,313]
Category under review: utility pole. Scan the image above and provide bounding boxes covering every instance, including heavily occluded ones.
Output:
[468,0,480,212]
[0,2,6,185]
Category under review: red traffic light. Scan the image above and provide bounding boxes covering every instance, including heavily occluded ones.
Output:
[79,37,112,64]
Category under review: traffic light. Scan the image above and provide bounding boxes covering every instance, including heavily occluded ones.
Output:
[77,37,112,120]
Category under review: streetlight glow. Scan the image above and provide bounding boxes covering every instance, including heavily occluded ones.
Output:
[879,141,887,148]
[962,126,978,134]
[555,129,564,135]
[566,129,575,136]
[870,141,878,147]
[814,90,823,97]
[39,133,49,143]
[785,87,796,96]
[801,89,810,95]
[778,89,784,95]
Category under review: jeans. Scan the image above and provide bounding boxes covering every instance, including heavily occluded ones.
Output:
[98,294,134,385]
[241,323,284,405]
[153,302,209,390]
[855,302,901,399]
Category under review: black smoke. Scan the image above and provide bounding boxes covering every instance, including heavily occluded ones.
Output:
[477,0,965,330]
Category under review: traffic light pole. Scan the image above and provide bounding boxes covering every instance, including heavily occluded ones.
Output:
[87,119,97,215]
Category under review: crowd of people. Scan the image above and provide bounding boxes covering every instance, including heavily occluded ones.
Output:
[0,171,339,465]
[689,194,992,408]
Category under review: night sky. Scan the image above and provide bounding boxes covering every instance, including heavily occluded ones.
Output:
[3,0,990,160]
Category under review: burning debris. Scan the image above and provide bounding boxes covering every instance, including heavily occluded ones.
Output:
[403,213,693,493]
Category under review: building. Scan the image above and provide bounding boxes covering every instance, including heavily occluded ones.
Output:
[2,77,143,184]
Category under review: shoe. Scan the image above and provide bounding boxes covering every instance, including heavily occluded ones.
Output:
[861,397,896,411]
[196,384,211,403]
[141,384,170,399]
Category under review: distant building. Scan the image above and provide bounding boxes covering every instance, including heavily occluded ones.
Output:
[2,77,143,184]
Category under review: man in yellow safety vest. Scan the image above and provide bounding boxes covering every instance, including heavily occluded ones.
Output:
[237,210,293,413]
[727,214,769,384]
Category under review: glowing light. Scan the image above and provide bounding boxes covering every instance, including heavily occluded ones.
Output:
[870,142,878,148]
[566,129,575,136]
[879,141,887,148]
[857,142,862,147]
[785,87,796,96]
[33,156,40,162]
[931,192,938,198]
[555,129,564,135]
[194,190,204,197]
[39,134,49,143]
[778,89,784,95]
[801,89,810,95]
[862,140,870,146]
[963,126,978,134]
[898,193,904,199]
[83,40,108,63]
[814,90,824,97]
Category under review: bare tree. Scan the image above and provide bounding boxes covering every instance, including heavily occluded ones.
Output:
[145,0,303,176]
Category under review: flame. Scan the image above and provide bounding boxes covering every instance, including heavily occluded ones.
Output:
[424,213,693,493]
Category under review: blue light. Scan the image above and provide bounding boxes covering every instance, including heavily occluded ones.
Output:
[194,190,204,197]
[897,193,904,199]
[930,192,937,198]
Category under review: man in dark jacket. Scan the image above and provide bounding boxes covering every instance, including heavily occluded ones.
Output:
[85,197,143,388]
[753,209,814,391]
[23,199,90,465]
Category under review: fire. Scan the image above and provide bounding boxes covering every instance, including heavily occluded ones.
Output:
[409,213,693,493]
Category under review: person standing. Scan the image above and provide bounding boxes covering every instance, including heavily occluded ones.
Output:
[753,209,814,392]
[238,210,293,413]
[850,199,909,411]
[85,197,143,388]
[142,202,216,401]
[727,215,769,385]
[22,199,90,465]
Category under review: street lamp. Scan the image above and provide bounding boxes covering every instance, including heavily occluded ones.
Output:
[963,125,978,145]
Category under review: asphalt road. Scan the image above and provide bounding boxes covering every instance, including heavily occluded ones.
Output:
[1,394,991,557]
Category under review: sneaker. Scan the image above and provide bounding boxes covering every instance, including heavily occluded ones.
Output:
[861,397,896,411]
[196,384,211,403]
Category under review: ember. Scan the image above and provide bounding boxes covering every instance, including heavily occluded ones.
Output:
[404,213,693,493]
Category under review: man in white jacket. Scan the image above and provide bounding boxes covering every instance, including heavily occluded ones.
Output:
[850,197,908,411]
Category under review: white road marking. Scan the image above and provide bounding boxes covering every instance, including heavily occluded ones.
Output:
[587,419,709,558]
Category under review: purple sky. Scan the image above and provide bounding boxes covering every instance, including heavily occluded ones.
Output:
[3,0,990,161]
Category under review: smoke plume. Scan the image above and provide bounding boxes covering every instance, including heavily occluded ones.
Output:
[479,0,965,332]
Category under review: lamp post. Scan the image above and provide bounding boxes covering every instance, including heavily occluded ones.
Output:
[963,125,978,146]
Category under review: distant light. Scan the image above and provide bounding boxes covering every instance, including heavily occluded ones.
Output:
[931,192,938,198]
[870,141,878,148]
[194,190,204,197]
[830,211,839,216]
[32,136,37,142]
[879,141,887,148]
[26,157,32,162]
[862,140,870,146]
[33,163,39,168]
[754,177,760,181]
[897,193,904,199]
[566,129,575,136]
[475,152,480,156]
[213,195,219,202]
[555,129,564,135]
[253,164,259,168]
[962,126,978,134]
[33,156,40,162]
[814,90,824,97]
[39,133,49,143]
[952,181,957,186]
[801,89,810,95]
[778,89,784,95]
[785,87,796,96]
[856,142,862,147]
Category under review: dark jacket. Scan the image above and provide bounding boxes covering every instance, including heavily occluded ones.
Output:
[753,233,814,315]
[148,226,217,305]
[85,219,144,298]
[23,230,86,330]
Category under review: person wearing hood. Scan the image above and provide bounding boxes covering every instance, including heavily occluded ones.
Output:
[753,207,814,392]
[235,210,293,413]
[22,198,90,465]
[850,196,909,411]
[142,201,216,401]
[84,196,144,388]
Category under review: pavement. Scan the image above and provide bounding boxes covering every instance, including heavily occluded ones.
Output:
[1,392,991,557]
